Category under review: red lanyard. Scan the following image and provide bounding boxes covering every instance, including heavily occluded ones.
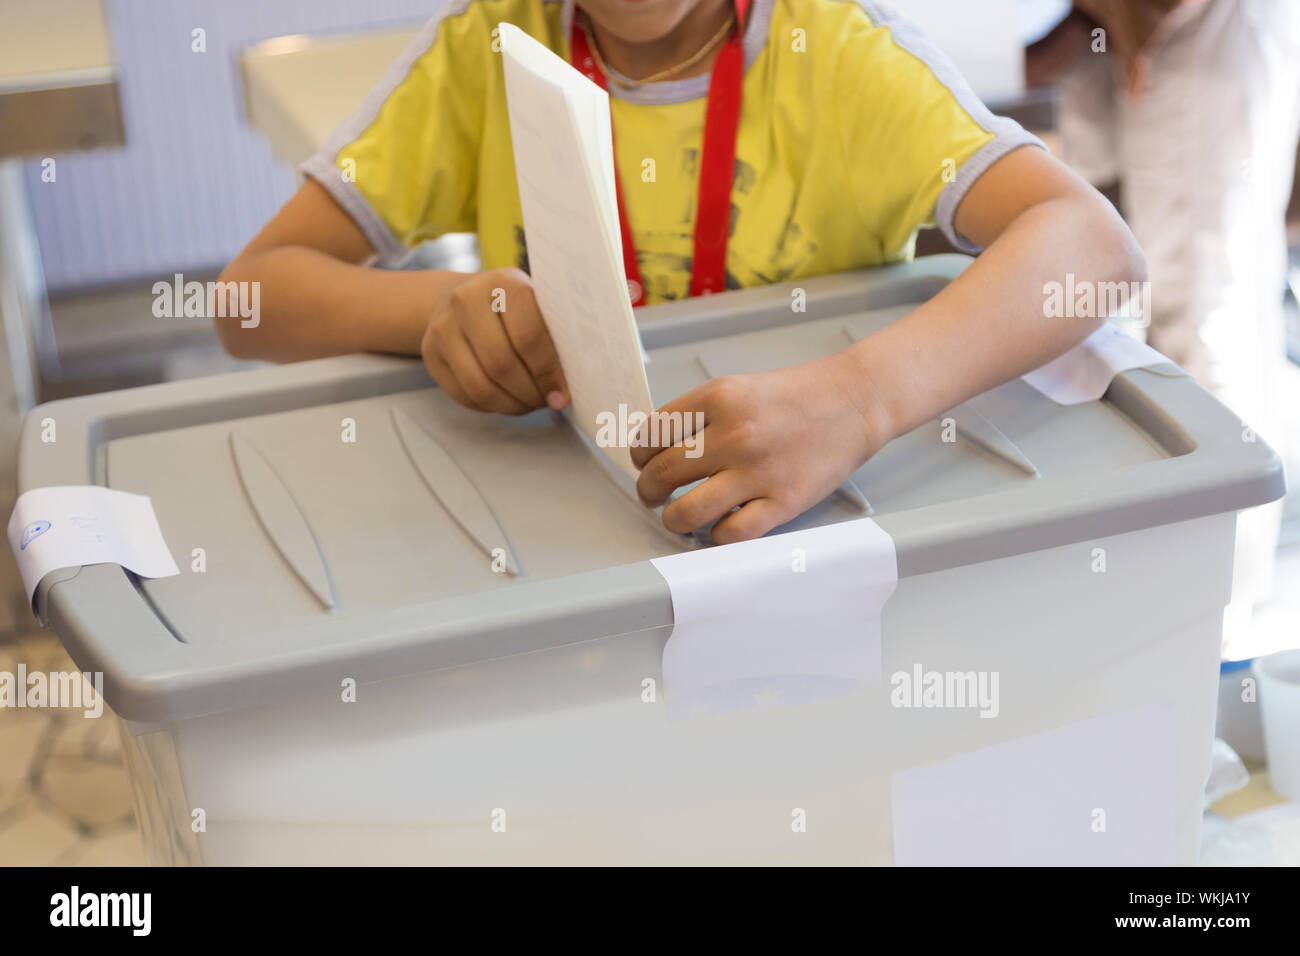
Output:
[569,1,749,306]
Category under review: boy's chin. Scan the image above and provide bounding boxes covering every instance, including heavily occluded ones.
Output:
[578,0,713,44]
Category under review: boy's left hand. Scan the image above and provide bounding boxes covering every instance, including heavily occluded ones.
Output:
[631,352,886,544]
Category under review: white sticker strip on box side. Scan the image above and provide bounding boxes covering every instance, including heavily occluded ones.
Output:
[1022,323,1169,405]
[7,486,180,605]
[890,704,1176,866]
[650,517,897,718]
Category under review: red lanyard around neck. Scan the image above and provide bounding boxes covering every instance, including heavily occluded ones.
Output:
[569,1,749,306]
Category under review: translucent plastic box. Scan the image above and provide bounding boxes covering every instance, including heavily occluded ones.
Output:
[17,257,1284,864]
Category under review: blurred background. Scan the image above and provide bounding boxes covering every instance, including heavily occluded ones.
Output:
[0,0,1297,864]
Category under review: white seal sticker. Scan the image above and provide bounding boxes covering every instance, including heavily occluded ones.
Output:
[7,486,180,606]
[650,517,898,718]
[1022,323,1171,405]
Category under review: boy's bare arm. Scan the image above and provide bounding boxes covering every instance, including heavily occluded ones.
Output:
[634,147,1146,543]
[217,180,570,410]
[846,145,1145,445]
[215,179,468,362]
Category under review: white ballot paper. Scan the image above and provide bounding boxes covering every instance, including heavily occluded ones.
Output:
[499,23,654,483]
[1022,323,1169,405]
[7,486,180,605]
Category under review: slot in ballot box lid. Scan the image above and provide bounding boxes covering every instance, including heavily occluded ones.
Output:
[16,256,1284,722]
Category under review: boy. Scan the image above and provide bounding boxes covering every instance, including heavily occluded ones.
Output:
[218,0,1145,544]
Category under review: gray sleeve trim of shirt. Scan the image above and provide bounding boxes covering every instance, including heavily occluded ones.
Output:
[297,6,473,263]
[300,154,407,263]
[936,131,1045,253]
[855,0,1046,253]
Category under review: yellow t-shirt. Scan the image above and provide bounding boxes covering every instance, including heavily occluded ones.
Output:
[303,0,1040,304]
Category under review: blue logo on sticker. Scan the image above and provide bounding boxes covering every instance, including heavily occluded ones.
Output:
[20,520,51,550]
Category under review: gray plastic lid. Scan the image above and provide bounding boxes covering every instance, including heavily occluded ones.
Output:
[17,256,1285,722]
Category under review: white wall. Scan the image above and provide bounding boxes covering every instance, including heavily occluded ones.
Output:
[22,0,442,291]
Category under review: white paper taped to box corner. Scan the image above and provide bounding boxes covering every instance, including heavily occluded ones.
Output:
[7,486,180,607]
[650,517,898,718]
[1021,322,1169,405]
[498,22,654,485]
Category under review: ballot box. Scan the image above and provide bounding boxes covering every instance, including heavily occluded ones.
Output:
[15,255,1283,865]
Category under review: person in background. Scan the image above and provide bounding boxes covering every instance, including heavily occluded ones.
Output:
[1029,0,1300,658]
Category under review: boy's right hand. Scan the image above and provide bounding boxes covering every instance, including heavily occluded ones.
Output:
[421,267,570,415]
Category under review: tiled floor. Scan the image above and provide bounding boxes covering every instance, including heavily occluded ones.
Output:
[0,632,143,866]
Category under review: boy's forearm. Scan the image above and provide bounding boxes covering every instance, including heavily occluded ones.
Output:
[216,245,470,362]
[844,195,1147,447]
